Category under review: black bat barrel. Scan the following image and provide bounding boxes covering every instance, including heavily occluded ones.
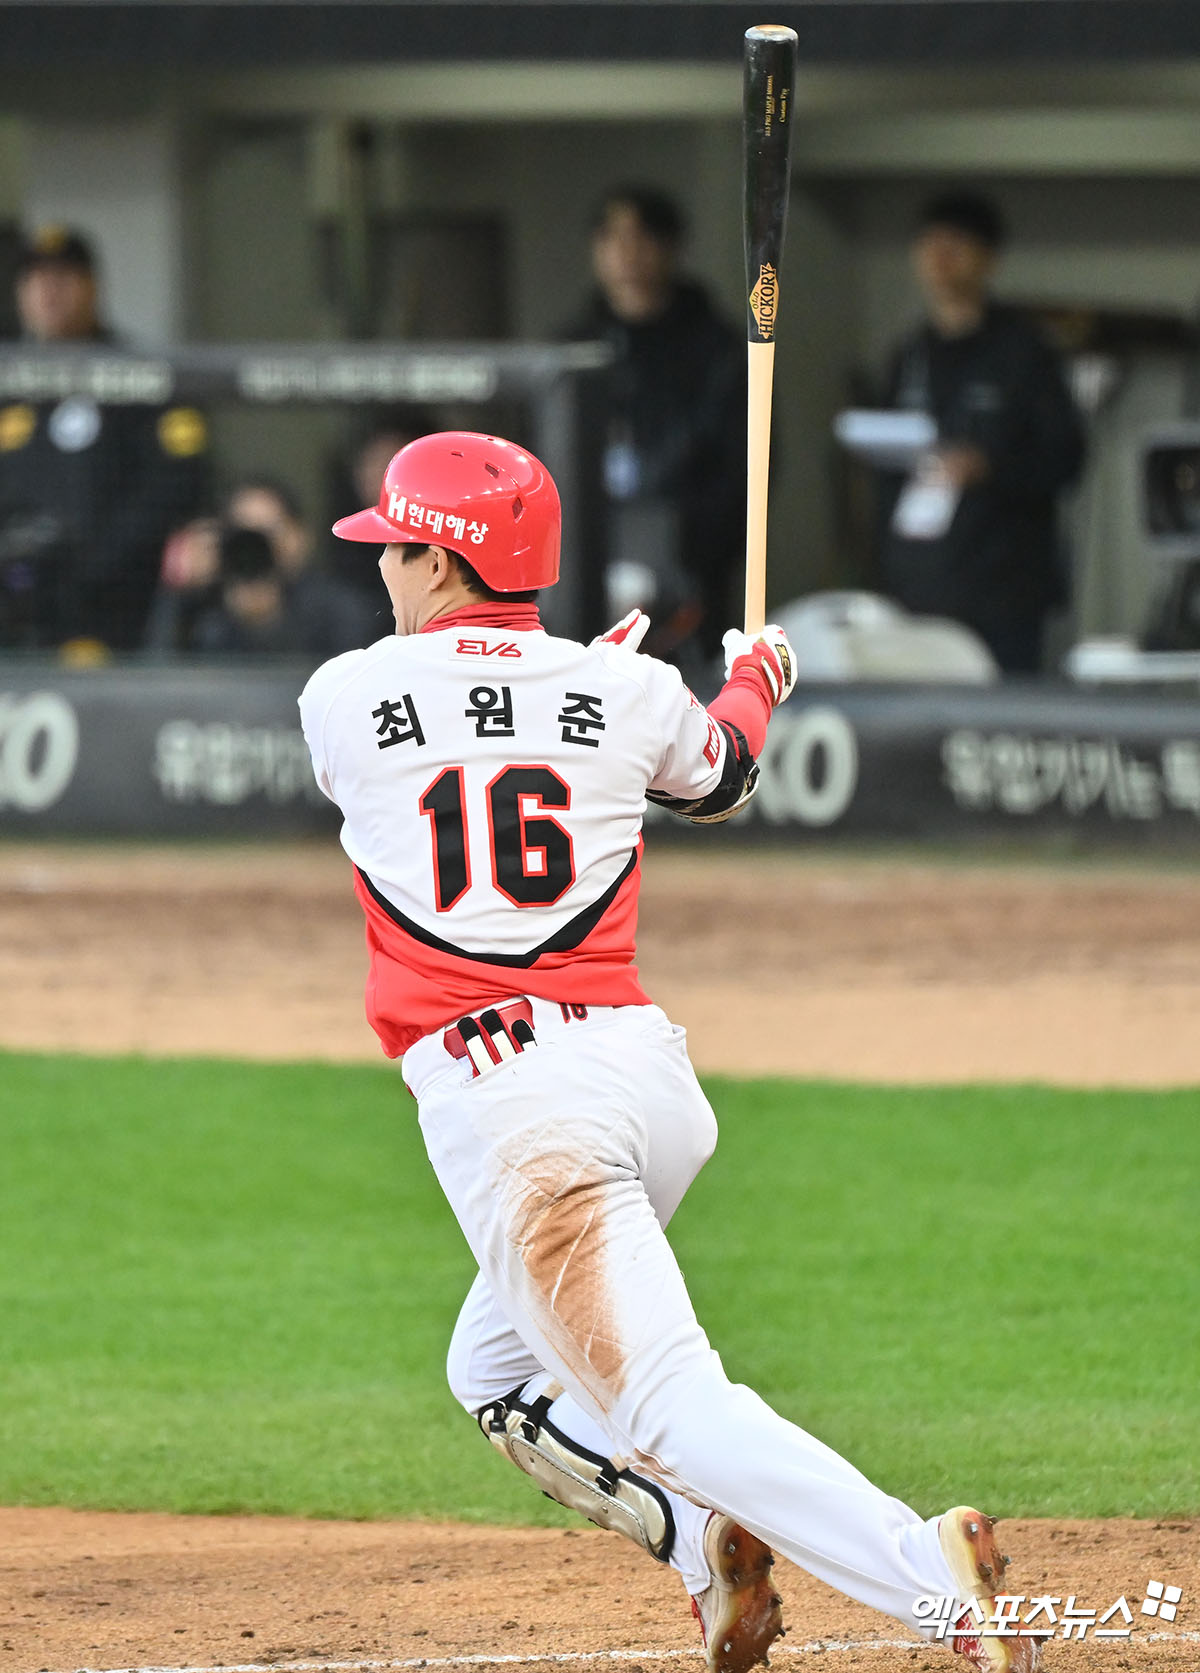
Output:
[743,24,798,346]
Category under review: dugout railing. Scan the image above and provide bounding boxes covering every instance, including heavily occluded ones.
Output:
[2,342,1200,846]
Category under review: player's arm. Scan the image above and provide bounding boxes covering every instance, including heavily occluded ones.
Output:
[597,611,796,824]
[646,726,757,824]
[297,649,367,802]
[673,623,796,821]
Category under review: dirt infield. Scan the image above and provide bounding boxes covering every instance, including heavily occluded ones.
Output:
[1,1509,1197,1673]
[1,839,1198,1673]
[2,839,1200,1083]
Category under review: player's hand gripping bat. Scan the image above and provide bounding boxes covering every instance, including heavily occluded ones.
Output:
[743,23,798,635]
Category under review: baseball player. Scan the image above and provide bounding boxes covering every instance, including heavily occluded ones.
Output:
[299,431,1036,1673]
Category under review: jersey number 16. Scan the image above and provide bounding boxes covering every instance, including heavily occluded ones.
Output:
[420,765,575,911]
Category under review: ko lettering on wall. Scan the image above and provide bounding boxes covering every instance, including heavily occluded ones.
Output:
[641,702,862,832]
[0,692,80,812]
[754,705,860,828]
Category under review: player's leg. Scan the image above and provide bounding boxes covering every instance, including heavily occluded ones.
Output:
[445,1253,789,1672]
[446,1263,715,1594]
[413,1004,964,1634]
[472,1369,790,1673]
[445,1270,543,1410]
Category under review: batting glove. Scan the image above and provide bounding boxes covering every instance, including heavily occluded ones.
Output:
[591,608,652,653]
[721,624,798,707]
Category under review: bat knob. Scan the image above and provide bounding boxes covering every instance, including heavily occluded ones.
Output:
[745,24,799,43]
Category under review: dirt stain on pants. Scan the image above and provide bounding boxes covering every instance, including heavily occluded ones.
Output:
[497,1147,628,1404]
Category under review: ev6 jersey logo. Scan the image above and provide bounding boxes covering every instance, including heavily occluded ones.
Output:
[454,638,522,658]
[0,691,80,812]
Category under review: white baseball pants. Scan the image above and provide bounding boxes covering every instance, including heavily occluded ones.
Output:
[403,998,957,1624]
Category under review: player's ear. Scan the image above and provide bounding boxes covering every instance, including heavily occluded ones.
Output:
[426,545,453,588]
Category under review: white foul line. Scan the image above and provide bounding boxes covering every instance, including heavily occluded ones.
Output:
[51,1632,1200,1673]
[18,1654,905,1673]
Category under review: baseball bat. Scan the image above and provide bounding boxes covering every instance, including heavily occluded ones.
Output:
[743,23,798,634]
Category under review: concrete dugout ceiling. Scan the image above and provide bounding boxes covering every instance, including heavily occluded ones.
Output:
[794,110,1200,176]
[9,59,1200,153]
[186,60,1200,184]
[7,2,1200,67]
[188,61,1200,181]
[199,61,1200,125]
[203,63,742,122]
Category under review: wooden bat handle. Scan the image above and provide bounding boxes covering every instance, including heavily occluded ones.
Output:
[744,339,775,635]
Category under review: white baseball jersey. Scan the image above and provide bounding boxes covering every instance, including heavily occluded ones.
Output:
[299,605,730,1055]
[302,604,964,1639]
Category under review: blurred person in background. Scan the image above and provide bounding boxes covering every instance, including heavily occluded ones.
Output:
[325,406,437,621]
[0,225,208,653]
[143,515,222,653]
[226,476,377,655]
[564,186,744,672]
[875,192,1085,675]
[192,525,307,655]
[147,477,377,656]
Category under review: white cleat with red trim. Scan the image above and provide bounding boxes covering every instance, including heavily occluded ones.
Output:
[938,1506,1041,1672]
[689,1514,786,1673]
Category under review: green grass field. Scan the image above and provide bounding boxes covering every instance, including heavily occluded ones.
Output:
[1,1051,1197,1523]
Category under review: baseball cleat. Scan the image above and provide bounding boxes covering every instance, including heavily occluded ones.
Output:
[690,1514,786,1673]
[937,1507,1040,1673]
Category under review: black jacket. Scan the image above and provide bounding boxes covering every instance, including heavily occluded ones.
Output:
[877,304,1085,632]
[0,332,208,650]
[191,569,378,660]
[566,281,745,646]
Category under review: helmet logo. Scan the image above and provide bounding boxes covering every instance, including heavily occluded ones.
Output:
[334,430,559,589]
[384,487,479,546]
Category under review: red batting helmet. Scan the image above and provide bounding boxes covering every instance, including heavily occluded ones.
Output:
[332,431,560,591]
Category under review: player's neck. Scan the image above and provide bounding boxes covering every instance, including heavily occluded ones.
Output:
[417,600,543,634]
